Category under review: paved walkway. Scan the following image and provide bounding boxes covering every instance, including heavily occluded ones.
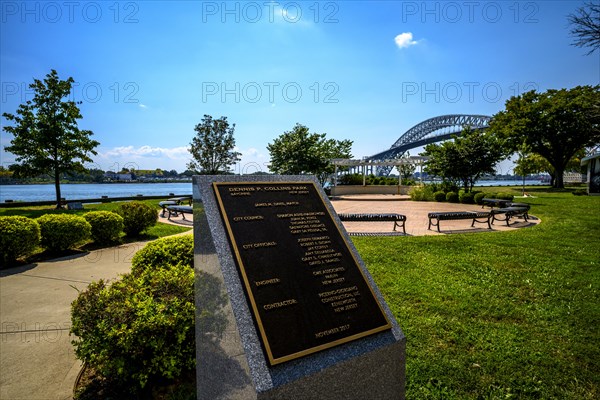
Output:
[1,198,537,399]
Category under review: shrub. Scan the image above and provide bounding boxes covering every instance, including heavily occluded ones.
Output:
[573,189,588,196]
[116,202,157,236]
[496,192,515,201]
[446,191,459,203]
[83,211,124,244]
[434,191,446,202]
[410,185,435,201]
[0,216,40,265]
[71,238,225,393]
[131,235,193,276]
[459,192,475,204]
[474,192,487,205]
[37,214,91,252]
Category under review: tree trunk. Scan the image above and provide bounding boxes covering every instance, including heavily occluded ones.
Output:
[54,167,63,209]
[554,166,565,189]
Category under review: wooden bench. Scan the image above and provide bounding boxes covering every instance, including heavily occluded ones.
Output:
[491,204,530,226]
[337,213,407,234]
[166,205,193,220]
[428,211,492,232]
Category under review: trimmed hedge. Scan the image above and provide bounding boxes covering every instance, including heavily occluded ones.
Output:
[434,191,446,202]
[83,211,124,244]
[459,192,475,204]
[131,235,194,276]
[116,202,157,236]
[0,216,40,265]
[446,191,459,203]
[37,214,91,252]
[474,192,487,205]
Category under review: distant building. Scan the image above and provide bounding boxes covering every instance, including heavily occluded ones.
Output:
[581,153,600,195]
[104,172,134,181]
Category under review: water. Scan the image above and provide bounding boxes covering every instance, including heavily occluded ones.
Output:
[0,183,192,203]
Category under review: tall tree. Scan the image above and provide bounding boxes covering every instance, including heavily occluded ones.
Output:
[187,115,241,174]
[2,70,99,208]
[568,1,600,54]
[424,126,506,193]
[489,86,600,188]
[267,123,352,185]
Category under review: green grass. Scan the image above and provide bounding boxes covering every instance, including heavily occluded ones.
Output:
[354,189,599,399]
[1,200,191,265]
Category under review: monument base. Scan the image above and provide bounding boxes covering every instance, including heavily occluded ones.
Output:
[193,175,406,400]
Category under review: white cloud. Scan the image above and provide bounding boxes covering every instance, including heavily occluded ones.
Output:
[139,104,148,109]
[394,32,419,49]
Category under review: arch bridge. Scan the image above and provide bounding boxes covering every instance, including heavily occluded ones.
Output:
[365,114,492,176]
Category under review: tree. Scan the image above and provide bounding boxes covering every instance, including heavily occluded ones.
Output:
[398,151,417,184]
[2,70,99,208]
[424,126,506,193]
[267,123,353,185]
[187,115,241,174]
[568,1,600,54]
[489,86,600,188]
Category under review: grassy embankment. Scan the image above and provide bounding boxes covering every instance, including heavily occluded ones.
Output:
[355,187,599,399]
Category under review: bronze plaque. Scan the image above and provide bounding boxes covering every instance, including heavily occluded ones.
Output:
[213,181,392,365]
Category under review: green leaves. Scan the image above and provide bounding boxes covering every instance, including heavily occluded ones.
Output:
[267,123,352,184]
[2,70,99,207]
[187,114,241,174]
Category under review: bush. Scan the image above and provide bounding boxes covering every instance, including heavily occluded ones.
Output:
[410,185,435,201]
[460,192,475,204]
[116,202,158,236]
[37,214,91,252]
[83,211,124,244]
[474,192,487,205]
[0,216,40,265]
[496,192,515,201]
[434,191,446,202]
[71,237,225,394]
[131,235,193,276]
[446,192,459,203]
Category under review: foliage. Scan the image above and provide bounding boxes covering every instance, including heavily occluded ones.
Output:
[0,216,40,265]
[131,235,194,276]
[187,115,241,174]
[83,211,124,244]
[424,126,506,193]
[337,173,409,186]
[410,185,435,201]
[568,1,600,54]
[267,123,353,185]
[446,192,459,203]
[354,191,600,399]
[489,85,600,188]
[434,191,447,202]
[2,70,99,208]
[459,191,475,204]
[116,202,158,237]
[37,214,91,252]
[474,192,486,205]
[70,264,197,392]
[496,192,515,201]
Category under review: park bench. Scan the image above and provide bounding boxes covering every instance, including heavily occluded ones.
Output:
[166,205,193,220]
[427,211,492,232]
[491,203,530,226]
[159,200,178,217]
[481,198,511,209]
[337,213,407,234]
[168,196,192,205]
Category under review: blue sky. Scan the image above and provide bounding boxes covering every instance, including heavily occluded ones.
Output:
[1,1,599,175]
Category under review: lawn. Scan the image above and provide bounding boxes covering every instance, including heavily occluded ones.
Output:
[355,188,599,399]
[0,199,191,264]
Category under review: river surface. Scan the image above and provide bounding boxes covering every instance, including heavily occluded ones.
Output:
[0,183,193,202]
[0,180,544,203]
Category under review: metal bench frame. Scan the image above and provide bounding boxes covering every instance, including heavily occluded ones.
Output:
[337,213,407,234]
[428,211,492,232]
[166,205,193,220]
[491,206,530,226]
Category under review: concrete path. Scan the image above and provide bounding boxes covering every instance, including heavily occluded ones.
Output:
[0,240,156,400]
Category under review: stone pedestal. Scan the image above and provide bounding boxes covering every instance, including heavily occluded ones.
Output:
[193,175,406,399]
